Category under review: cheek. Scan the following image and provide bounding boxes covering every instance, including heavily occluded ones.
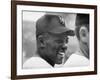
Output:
[46,42,57,53]
[87,33,89,47]
[46,42,58,58]
[80,33,89,44]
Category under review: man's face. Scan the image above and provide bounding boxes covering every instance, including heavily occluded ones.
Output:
[44,33,68,65]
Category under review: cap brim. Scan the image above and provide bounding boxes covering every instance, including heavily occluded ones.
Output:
[49,26,75,36]
[65,30,75,36]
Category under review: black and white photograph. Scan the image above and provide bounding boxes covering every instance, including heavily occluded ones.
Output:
[22,12,89,69]
[11,1,97,79]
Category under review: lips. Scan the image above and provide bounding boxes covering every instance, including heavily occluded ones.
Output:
[56,52,65,64]
[57,46,67,54]
[56,47,67,58]
[57,52,65,59]
[55,47,67,64]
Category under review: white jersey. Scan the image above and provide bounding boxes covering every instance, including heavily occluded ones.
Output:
[63,52,89,67]
[23,57,53,69]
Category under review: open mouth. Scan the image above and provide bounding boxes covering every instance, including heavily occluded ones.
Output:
[56,51,65,64]
[56,47,67,55]
[56,47,67,62]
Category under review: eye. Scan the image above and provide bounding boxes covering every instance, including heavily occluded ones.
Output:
[82,33,86,37]
[81,30,86,37]
[65,37,69,43]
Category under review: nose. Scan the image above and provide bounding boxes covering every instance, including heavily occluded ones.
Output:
[62,44,67,52]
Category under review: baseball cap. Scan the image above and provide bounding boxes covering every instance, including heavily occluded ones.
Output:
[36,14,75,36]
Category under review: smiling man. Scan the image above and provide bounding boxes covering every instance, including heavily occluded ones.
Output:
[23,14,74,68]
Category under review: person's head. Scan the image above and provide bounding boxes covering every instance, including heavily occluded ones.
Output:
[75,14,89,59]
[36,14,74,67]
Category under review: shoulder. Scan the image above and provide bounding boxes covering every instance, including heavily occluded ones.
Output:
[63,52,89,67]
[23,57,52,69]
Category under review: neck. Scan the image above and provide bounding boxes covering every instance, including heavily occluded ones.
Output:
[43,56,55,67]
[37,50,55,67]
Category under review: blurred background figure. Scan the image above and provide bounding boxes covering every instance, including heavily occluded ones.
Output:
[63,14,90,67]
[75,14,89,59]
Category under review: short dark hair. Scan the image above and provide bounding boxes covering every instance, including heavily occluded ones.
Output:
[75,14,89,40]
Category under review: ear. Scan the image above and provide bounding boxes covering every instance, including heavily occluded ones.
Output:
[79,26,89,43]
[38,35,46,48]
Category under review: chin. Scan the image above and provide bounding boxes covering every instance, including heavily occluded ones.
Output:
[55,60,63,64]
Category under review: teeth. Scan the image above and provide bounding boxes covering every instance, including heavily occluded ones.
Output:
[57,52,65,64]
[58,52,65,57]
